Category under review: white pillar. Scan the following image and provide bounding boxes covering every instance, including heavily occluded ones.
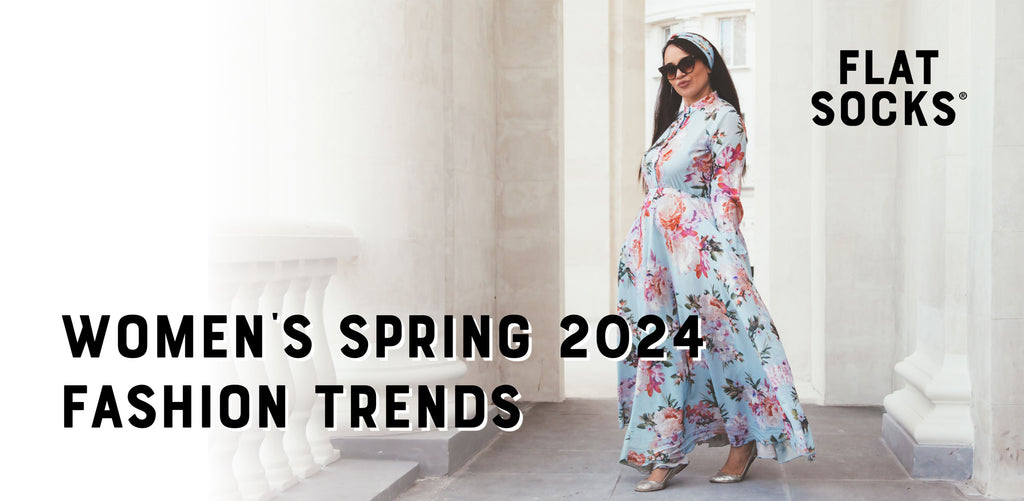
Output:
[882,0,973,480]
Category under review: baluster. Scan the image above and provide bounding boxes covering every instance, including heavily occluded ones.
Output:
[208,278,243,501]
[210,221,356,495]
[256,268,299,491]
[281,267,320,477]
[231,278,272,501]
[306,266,341,465]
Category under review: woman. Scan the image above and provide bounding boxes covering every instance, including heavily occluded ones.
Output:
[615,32,816,492]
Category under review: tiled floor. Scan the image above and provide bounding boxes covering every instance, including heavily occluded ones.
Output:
[396,399,995,501]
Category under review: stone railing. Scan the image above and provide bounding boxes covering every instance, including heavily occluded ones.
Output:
[208,220,358,501]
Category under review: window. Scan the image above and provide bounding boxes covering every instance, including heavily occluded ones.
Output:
[664,22,689,43]
[719,16,747,67]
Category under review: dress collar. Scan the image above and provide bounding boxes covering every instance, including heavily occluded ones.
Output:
[678,90,719,116]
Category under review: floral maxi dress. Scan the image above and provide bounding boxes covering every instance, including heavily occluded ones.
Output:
[616,91,815,473]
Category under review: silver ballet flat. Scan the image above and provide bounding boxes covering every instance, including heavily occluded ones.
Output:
[635,463,688,492]
[709,445,757,483]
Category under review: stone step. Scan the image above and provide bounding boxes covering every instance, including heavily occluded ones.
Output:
[331,405,505,477]
[272,458,419,501]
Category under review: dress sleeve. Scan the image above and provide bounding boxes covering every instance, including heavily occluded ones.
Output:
[708,108,747,255]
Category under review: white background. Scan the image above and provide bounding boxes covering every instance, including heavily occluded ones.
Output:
[1,1,210,498]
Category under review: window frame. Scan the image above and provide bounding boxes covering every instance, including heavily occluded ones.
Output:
[717,14,750,69]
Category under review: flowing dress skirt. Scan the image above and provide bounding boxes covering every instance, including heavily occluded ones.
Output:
[615,186,816,473]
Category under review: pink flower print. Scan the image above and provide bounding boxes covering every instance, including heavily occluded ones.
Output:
[656,194,686,233]
[685,400,722,428]
[747,387,785,429]
[676,352,692,379]
[644,263,671,308]
[760,393,785,428]
[719,260,752,305]
[627,450,646,465]
[766,360,795,390]
[718,195,744,228]
[641,195,655,216]
[636,360,666,397]
[659,147,674,166]
[699,294,731,329]
[629,233,644,275]
[714,170,741,198]
[726,413,749,441]
[713,338,741,364]
[692,151,715,182]
[694,236,718,279]
[618,375,637,401]
[693,357,709,372]
[653,407,685,438]
[694,198,715,220]
[784,415,809,451]
[669,231,701,273]
[715,144,745,168]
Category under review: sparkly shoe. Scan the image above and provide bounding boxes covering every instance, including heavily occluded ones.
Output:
[635,463,688,492]
[709,444,757,483]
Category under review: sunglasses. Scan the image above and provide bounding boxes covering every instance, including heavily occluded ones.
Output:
[658,55,697,79]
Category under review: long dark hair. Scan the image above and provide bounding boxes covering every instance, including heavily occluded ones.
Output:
[640,37,743,189]
[651,38,742,146]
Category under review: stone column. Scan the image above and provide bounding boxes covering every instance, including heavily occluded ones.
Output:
[881,0,974,481]
[229,0,479,434]
[964,0,1024,497]
[494,0,565,402]
[562,0,645,398]
[757,0,826,403]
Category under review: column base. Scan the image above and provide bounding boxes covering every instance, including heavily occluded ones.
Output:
[882,413,973,480]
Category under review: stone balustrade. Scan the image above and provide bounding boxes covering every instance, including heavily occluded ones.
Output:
[208,220,357,501]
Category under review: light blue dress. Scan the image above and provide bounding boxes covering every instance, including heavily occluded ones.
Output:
[616,90,815,473]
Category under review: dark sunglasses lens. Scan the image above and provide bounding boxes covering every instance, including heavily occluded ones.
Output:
[680,56,695,72]
[659,56,696,78]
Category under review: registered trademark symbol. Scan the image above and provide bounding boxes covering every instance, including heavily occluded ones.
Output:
[959,92,968,100]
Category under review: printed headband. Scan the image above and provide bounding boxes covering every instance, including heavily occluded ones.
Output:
[668,32,715,70]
